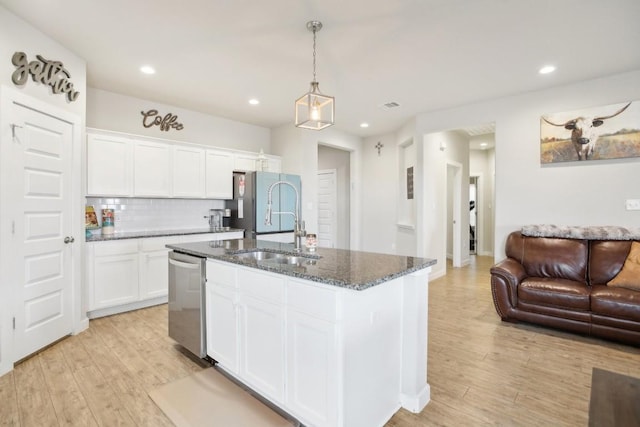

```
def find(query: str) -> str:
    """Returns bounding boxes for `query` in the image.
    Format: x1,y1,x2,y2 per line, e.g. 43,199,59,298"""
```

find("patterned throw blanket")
521,225,640,241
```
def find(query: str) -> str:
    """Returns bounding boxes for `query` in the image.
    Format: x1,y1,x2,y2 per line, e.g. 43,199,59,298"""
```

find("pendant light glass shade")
295,82,335,130
295,21,334,130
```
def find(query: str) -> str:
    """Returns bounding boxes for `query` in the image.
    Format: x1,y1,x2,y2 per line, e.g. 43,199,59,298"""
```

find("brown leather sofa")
490,231,640,346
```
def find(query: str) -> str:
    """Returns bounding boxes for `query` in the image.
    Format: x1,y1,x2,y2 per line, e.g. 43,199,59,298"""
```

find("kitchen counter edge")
86,228,244,242
167,239,436,291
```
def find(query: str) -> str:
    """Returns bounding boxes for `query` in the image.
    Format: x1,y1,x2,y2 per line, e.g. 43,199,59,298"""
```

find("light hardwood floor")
1,256,639,426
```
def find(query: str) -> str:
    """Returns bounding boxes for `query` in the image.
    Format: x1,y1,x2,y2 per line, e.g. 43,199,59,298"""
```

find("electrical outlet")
625,199,640,211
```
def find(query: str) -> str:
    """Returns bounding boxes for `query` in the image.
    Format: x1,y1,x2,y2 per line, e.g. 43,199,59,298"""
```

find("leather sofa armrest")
490,258,527,319
491,258,527,286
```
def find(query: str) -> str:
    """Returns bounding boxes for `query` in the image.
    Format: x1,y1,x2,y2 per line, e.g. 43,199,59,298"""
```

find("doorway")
317,169,337,248
317,145,350,249
469,176,478,255
0,87,82,375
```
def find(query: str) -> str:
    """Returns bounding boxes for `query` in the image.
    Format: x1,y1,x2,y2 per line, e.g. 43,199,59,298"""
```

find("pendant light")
295,21,335,130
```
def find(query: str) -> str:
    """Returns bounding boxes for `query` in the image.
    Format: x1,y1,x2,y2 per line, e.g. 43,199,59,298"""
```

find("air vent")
379,101,401,110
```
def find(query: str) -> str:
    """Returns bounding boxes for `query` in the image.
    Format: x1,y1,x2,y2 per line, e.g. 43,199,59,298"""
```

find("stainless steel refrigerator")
226,171,302,239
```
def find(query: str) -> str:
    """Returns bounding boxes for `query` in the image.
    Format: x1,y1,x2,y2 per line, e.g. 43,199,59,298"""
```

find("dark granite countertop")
86,228,244,242
167,238,436,291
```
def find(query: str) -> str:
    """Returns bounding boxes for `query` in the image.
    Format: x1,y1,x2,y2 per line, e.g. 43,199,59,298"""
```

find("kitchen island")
167,239,436,427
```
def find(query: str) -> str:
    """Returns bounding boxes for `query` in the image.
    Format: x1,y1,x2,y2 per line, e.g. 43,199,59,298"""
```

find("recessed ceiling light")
248,99,260,105
360,123,369,128
140,65,156,75
480,143,488,147
539,65,556,75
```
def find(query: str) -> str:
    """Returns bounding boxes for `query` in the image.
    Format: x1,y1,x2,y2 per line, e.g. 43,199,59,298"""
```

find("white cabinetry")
206,261,286,402
173,145,205,197
88,240,139,310
233,152,258,171
87,133,133,196
286,280,340,426
134,140,172,197
88,231,243,318
205,149,234,199
87,129,281,199
205,261,424,427
238,269,285,403
206,261,239,372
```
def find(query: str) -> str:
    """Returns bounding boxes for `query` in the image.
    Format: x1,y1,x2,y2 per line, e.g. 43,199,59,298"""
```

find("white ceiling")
2,0,639,137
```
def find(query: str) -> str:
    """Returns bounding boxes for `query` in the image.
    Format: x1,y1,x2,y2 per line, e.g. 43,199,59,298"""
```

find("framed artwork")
540,100,640,163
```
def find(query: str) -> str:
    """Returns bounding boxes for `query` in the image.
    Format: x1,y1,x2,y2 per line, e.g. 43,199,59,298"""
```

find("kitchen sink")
233,251,284,261
232,251,318,267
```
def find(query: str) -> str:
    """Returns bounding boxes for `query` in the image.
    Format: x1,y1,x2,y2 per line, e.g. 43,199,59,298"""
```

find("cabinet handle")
64,236,75,244
168,258,201,269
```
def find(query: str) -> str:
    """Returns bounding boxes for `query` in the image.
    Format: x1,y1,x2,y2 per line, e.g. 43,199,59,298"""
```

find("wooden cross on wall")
375,141,383,156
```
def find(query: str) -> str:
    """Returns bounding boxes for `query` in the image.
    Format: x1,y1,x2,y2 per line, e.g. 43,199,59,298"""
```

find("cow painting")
542,102,632,161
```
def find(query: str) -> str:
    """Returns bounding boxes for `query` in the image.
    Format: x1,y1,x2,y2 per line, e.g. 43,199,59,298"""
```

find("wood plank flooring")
1,256,639,426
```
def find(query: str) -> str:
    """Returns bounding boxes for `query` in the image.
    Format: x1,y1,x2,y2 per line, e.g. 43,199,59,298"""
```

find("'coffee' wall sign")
141,109,184,131
11,52,80,102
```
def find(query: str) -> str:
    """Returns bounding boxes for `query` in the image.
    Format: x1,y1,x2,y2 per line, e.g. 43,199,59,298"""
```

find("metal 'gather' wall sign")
11,52,80,102
141,109,184,131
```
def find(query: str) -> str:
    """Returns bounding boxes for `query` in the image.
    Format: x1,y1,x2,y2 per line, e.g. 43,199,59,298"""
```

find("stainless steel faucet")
265,180,306,251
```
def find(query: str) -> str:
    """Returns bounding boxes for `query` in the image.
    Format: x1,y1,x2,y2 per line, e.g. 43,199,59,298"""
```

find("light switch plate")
625,199,640,211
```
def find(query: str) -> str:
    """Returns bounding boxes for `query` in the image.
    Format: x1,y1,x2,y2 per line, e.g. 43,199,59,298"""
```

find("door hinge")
12,220,15,235
13,317,16,330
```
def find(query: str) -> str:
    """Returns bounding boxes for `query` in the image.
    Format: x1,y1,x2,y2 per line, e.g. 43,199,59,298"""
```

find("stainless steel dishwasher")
168,251,206,358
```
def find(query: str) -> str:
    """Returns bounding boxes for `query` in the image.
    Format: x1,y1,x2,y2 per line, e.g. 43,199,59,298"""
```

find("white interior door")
4,94,76,362
317,170,337,248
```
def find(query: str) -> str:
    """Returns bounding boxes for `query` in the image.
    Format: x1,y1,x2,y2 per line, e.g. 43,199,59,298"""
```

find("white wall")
271,126,362,250
418,130,470,277
87,88,270,153
318,145,351,249
0,7,86,123
0,5,87,376
361,133,398,254
415,69,640,261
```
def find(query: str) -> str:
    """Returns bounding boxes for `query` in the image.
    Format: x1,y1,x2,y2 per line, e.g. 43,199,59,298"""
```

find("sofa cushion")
607,241,640,291
522,236,588,282
591,285,640,323
590,240,632,285
519,277,590,311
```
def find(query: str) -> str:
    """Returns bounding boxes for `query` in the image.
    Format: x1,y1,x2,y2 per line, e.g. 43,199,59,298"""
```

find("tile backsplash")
86,197,226,233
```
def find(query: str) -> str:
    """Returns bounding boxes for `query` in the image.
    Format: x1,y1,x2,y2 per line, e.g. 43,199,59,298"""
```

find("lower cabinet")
286,311,338,426
206,260,338,426
206,261,286,403
87,232,242,318
91,241,139,309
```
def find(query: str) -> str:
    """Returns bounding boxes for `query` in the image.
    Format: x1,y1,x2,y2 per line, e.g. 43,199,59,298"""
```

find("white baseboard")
87,296,168,319
400,383,431,413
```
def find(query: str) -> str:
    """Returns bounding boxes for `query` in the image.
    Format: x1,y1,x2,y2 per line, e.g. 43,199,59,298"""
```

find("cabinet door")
239,293,285,403
286,310,339,427
206,283,239,373
173,145,205,198
91,253,139,310
139,248,170,299
87,133,133,196
205,149,234,199
233,152,258,172
134,140,171,196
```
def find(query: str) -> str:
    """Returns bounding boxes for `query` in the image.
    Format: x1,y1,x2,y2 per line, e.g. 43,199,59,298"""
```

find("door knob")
64,236,75,244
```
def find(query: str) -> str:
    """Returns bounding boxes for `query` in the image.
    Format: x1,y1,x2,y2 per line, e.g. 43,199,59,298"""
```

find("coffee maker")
206,209,224,230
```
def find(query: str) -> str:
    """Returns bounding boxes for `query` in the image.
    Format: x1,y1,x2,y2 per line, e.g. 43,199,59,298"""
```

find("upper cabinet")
206,149,234,199
86,129,279,199
174,145,206,198
134,140,172,197
87,133,134,196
